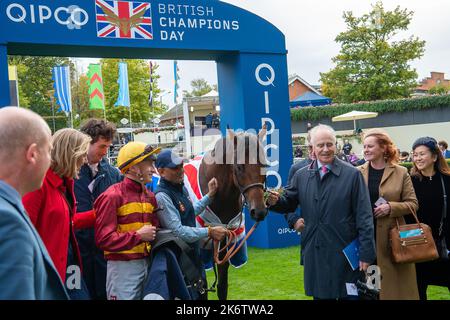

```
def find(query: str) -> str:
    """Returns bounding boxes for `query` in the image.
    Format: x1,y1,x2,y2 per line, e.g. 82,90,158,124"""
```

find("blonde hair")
363,128,399,164
51,128,91,178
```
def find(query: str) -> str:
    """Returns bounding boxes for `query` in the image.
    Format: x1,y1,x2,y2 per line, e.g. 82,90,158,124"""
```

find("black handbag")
437,176,449,260
356,271,379,300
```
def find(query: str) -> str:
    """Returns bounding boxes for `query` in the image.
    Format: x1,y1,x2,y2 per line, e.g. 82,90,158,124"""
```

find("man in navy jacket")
74,119,122,300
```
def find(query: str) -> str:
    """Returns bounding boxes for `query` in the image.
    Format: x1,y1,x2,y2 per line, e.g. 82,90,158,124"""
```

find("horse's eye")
236,164,245,172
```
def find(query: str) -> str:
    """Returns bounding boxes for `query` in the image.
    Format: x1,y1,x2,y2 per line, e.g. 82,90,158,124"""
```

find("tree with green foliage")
8,56,73,132
100,59,164,125
320,2,425,103
183,78,215,97
428,84,449,95
71,73,91,128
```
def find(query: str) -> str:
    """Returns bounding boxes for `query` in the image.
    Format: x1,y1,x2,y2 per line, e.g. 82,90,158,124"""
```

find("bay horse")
190,127,269,300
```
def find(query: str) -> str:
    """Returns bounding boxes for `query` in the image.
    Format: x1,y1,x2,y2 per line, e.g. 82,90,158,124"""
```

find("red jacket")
22,169,95,281
95,177,159,261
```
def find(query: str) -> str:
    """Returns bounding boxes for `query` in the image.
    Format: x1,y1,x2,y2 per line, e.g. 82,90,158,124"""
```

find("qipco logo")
6,3,89,30
255,63,281,189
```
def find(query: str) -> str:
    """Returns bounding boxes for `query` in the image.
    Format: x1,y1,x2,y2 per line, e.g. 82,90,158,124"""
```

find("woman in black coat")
409,137,450,300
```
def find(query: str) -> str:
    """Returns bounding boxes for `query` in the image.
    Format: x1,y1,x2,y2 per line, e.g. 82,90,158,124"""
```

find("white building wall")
293,121,450,158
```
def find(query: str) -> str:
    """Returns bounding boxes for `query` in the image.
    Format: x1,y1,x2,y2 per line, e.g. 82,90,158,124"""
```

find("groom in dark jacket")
267,124,375,300
74,119,122,300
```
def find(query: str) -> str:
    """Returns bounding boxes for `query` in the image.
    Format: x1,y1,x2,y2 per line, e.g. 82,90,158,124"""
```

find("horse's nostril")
250,208,268,222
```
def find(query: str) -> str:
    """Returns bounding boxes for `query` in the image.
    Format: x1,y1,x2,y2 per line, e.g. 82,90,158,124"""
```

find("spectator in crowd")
347,151,360,166
74,119,122,300
336,148,350,163
358,129,419,300
399,151,411,163
94,142,160,300
342,139,352,156
294,145,303,158
267,124,375,300
212,112,220,128
438,140,450,159
22,128,94,299
409,137,450,300
154,149,227,300
0,107,68,300
285,132,315,233
205,112,213,129
355,154,366,166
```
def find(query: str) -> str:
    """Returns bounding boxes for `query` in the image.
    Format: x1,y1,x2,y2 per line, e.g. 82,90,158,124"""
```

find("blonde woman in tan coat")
358,129,419,300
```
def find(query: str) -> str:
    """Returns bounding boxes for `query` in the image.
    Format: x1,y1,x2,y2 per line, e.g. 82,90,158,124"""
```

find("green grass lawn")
206,246,449,300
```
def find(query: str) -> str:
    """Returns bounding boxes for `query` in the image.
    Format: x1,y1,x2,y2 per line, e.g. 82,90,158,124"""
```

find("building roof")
288,74,321,95
290,91,332,107
159,91,219,122
201,89,218,97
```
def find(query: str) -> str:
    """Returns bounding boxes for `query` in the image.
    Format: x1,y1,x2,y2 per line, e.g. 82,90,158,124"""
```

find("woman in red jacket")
23,128,94,299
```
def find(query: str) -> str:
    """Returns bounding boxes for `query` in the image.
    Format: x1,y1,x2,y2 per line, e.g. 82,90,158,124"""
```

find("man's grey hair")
0,107,50,160
309,124,336,145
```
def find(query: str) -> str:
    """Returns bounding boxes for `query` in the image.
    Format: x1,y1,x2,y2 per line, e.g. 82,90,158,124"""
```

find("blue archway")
0,0,295,248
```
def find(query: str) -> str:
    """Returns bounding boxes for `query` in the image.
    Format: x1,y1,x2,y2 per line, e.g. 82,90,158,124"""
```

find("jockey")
154,149,227,300
94,142,161,300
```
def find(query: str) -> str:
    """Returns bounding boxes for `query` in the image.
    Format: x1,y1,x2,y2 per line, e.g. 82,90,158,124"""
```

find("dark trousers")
76,228,107,300
66,241,90,300
416,259,450,300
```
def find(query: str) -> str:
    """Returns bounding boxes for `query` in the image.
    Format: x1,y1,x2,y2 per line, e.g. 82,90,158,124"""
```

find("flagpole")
129,106,132,128
51,96,56,133
70,111,74,128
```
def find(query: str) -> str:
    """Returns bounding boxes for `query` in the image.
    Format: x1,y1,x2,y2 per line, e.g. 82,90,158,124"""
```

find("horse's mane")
209,131,268,166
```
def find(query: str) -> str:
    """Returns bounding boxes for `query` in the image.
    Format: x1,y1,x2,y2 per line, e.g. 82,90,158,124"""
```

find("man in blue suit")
438,140,450,159
0,107,68,300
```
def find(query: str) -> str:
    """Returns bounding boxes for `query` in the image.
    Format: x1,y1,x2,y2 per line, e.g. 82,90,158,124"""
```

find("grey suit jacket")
0,181,68,300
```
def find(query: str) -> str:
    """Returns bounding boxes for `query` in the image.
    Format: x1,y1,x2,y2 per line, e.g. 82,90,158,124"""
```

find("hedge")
291,94,450,121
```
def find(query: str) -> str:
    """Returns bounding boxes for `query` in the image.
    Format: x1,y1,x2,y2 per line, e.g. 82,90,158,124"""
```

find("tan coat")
359,163,419,300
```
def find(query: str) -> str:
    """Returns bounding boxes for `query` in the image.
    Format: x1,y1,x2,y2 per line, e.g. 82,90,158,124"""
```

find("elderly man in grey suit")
267,124,375,300
0,107,68,300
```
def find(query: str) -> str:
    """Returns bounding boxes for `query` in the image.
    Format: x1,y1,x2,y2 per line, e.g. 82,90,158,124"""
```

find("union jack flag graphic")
95,0,153,40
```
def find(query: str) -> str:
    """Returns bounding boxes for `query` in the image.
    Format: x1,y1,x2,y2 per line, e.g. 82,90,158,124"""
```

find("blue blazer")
0,181,68,300
444,150,450,159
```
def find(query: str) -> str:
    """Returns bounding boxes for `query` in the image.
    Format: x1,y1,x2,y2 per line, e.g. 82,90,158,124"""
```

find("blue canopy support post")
0,45,10,108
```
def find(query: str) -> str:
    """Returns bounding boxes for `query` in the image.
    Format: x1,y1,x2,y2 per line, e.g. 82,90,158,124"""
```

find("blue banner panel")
245,210,300,249
0,0,286,57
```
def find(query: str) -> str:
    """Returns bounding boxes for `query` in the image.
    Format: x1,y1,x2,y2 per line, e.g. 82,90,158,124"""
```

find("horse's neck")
200,157,242,224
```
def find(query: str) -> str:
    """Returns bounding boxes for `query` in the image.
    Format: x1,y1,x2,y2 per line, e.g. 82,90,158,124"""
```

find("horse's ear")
226,125,235,140
258,123,267,142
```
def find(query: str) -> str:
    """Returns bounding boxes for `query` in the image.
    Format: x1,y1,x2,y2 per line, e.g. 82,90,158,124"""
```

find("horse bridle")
238,182,266,198
234,165,267,206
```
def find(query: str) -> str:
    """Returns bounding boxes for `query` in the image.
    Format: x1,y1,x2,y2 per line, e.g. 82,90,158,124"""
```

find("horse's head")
218,126,269,222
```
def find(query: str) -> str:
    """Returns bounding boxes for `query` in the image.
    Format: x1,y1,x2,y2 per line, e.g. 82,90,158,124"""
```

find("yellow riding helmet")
117,141,161,174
